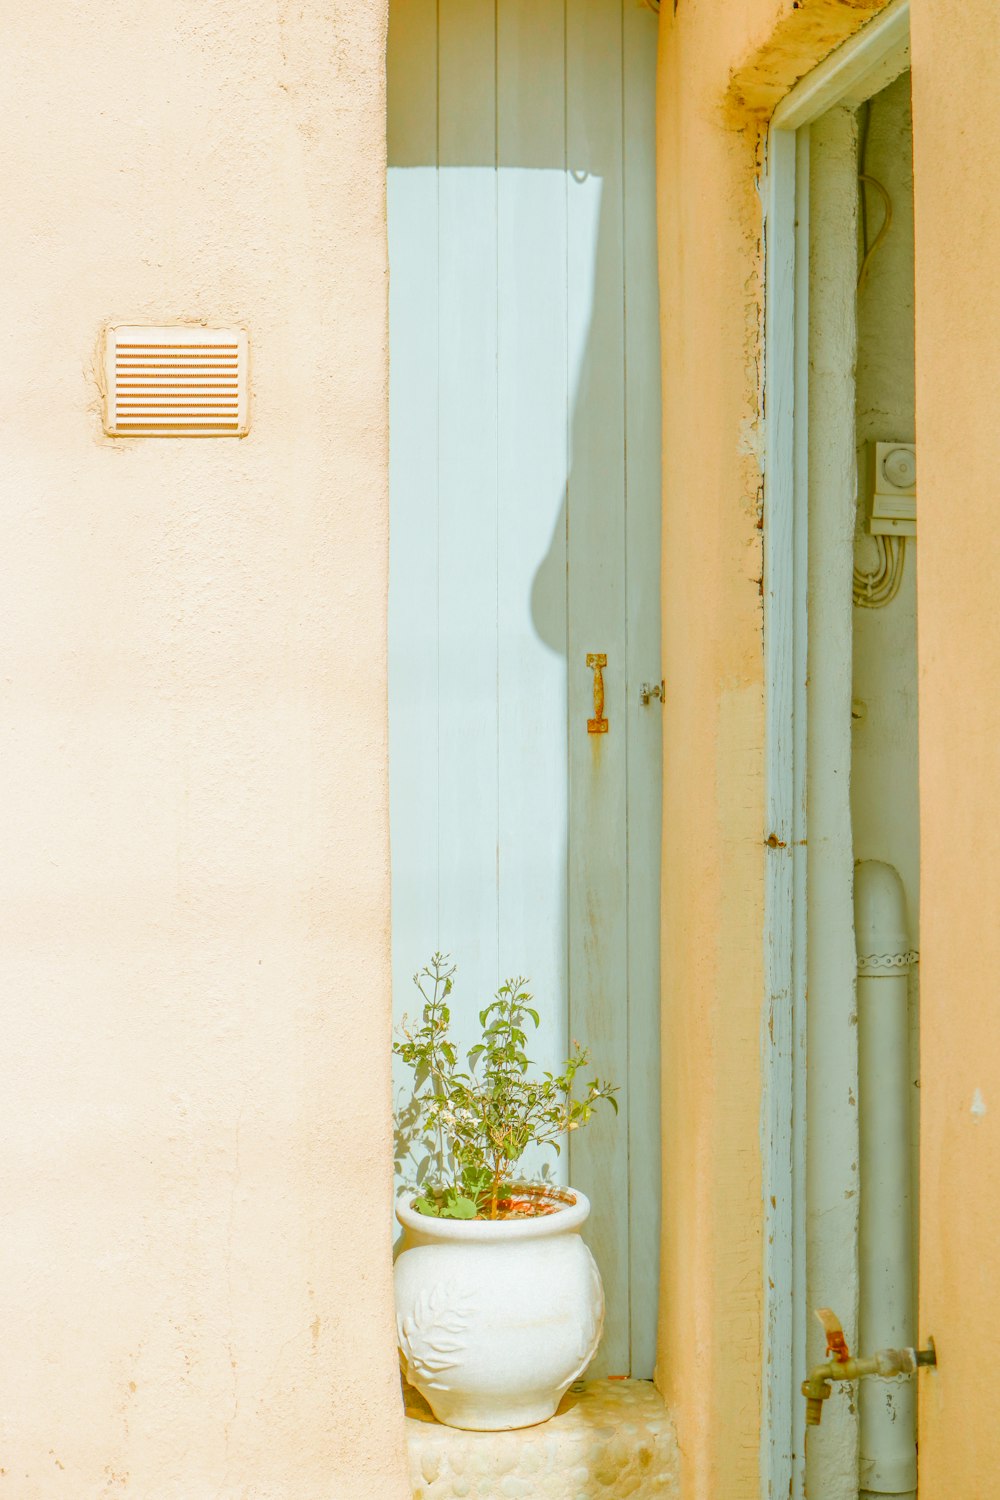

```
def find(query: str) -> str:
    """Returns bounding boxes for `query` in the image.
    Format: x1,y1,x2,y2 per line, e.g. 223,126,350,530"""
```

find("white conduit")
853,534,906,610
854,861,917,1500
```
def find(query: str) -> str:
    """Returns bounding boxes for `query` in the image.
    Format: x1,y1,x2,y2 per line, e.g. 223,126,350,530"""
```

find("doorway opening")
764,7,918,1497
386,0,662,1378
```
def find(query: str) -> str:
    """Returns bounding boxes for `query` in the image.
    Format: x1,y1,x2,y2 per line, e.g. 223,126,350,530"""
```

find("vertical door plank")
388,0,440,1053
437,0,501,1045
566,0,630,1378
387,0,438,169
791,129,811,1500
496,0,570,1175
761,120,799,1495
623,0,662,1381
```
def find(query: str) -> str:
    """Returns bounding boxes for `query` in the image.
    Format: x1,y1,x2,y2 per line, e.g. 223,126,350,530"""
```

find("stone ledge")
404,1378,680,1499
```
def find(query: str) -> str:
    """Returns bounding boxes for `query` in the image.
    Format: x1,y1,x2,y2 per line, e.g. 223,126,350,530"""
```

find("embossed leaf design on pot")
398,1283,475,1392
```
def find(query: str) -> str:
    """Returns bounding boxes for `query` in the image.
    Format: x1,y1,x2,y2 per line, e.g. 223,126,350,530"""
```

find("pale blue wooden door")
387,0,661,1379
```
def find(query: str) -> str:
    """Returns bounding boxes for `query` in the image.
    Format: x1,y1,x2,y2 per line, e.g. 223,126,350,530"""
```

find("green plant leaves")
439,1195,478,1219
393,956,619,1220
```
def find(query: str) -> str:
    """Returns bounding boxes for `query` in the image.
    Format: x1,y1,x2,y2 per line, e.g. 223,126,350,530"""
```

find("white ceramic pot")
394,1185,604,1431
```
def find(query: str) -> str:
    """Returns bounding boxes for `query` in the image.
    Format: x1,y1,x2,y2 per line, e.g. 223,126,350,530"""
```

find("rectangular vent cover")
104,325,249,437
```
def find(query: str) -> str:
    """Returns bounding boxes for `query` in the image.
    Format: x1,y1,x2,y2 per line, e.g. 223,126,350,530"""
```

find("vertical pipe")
855,860,916,1500
805,105,861,1500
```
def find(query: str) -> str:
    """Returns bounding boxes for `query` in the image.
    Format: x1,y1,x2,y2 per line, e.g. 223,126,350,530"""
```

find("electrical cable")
853,533,906,608
858,101,871,257
857,175,893,293
857,97,894,293
854,98,906,605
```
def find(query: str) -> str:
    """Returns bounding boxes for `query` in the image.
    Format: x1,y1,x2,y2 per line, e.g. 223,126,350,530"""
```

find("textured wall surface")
0,3,409,1496
911,2,1000,1493
656,3,776,1492
728,0,890,117
654,3,893,1496
404,1380,678,1500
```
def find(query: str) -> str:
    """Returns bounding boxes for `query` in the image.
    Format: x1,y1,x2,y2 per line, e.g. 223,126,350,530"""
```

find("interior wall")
851,70,919,1323
910,1,1000,1492
0,4,410,1496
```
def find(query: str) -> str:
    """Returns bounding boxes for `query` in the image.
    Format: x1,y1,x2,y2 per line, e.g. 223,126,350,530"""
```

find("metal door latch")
639,680,664,706
586,653,608,734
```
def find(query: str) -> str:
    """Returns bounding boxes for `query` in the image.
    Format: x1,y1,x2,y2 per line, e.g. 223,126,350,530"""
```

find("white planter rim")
396,1185,591,1242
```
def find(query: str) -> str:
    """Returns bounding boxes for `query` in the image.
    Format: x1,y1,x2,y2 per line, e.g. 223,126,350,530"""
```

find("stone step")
404,1378,679,1499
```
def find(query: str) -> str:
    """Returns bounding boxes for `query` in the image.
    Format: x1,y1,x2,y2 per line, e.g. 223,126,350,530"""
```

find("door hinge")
639,680,664,706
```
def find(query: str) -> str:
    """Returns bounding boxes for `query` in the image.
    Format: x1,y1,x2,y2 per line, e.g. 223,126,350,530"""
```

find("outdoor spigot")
802,1369,832,1428
802,1310,936,1427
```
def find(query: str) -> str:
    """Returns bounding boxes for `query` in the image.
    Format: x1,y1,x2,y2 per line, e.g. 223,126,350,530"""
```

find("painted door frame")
761,5,911,1497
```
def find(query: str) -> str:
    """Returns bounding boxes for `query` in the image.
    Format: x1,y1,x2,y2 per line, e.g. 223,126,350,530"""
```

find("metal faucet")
802,1309,937,1427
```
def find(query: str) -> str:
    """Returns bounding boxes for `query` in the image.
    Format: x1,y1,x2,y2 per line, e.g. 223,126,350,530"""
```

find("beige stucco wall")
9,0,996,1494
910,2,1000,1492
0,3,409,1496
660,0,1000,1493
655,3,887,1495
655,3,768,1490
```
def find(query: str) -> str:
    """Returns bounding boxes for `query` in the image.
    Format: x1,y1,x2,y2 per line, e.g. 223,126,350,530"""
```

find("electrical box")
103,325,249,437
866,441,916,537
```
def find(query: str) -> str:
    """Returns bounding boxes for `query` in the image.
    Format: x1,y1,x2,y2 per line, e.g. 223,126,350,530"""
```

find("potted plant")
392,955,618,1431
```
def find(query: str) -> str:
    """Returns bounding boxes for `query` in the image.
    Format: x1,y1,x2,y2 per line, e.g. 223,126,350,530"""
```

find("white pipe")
854,860,916,1500
805,109,864,1500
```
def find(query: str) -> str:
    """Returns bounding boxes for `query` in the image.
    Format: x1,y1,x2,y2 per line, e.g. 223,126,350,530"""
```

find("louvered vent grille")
105,325,249,437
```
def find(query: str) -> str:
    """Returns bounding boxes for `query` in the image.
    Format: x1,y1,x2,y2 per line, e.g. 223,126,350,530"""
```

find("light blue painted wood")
622,0,662,1383
436,0,501,1028
388,0,661,1375
790,126,811,1500
387,0,439,1049
762,120,799,1500
496,0,571,1161
565,0,630,1379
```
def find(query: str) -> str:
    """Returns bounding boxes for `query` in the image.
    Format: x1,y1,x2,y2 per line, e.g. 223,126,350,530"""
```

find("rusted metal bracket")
586,653,608,734
639,680,664,706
